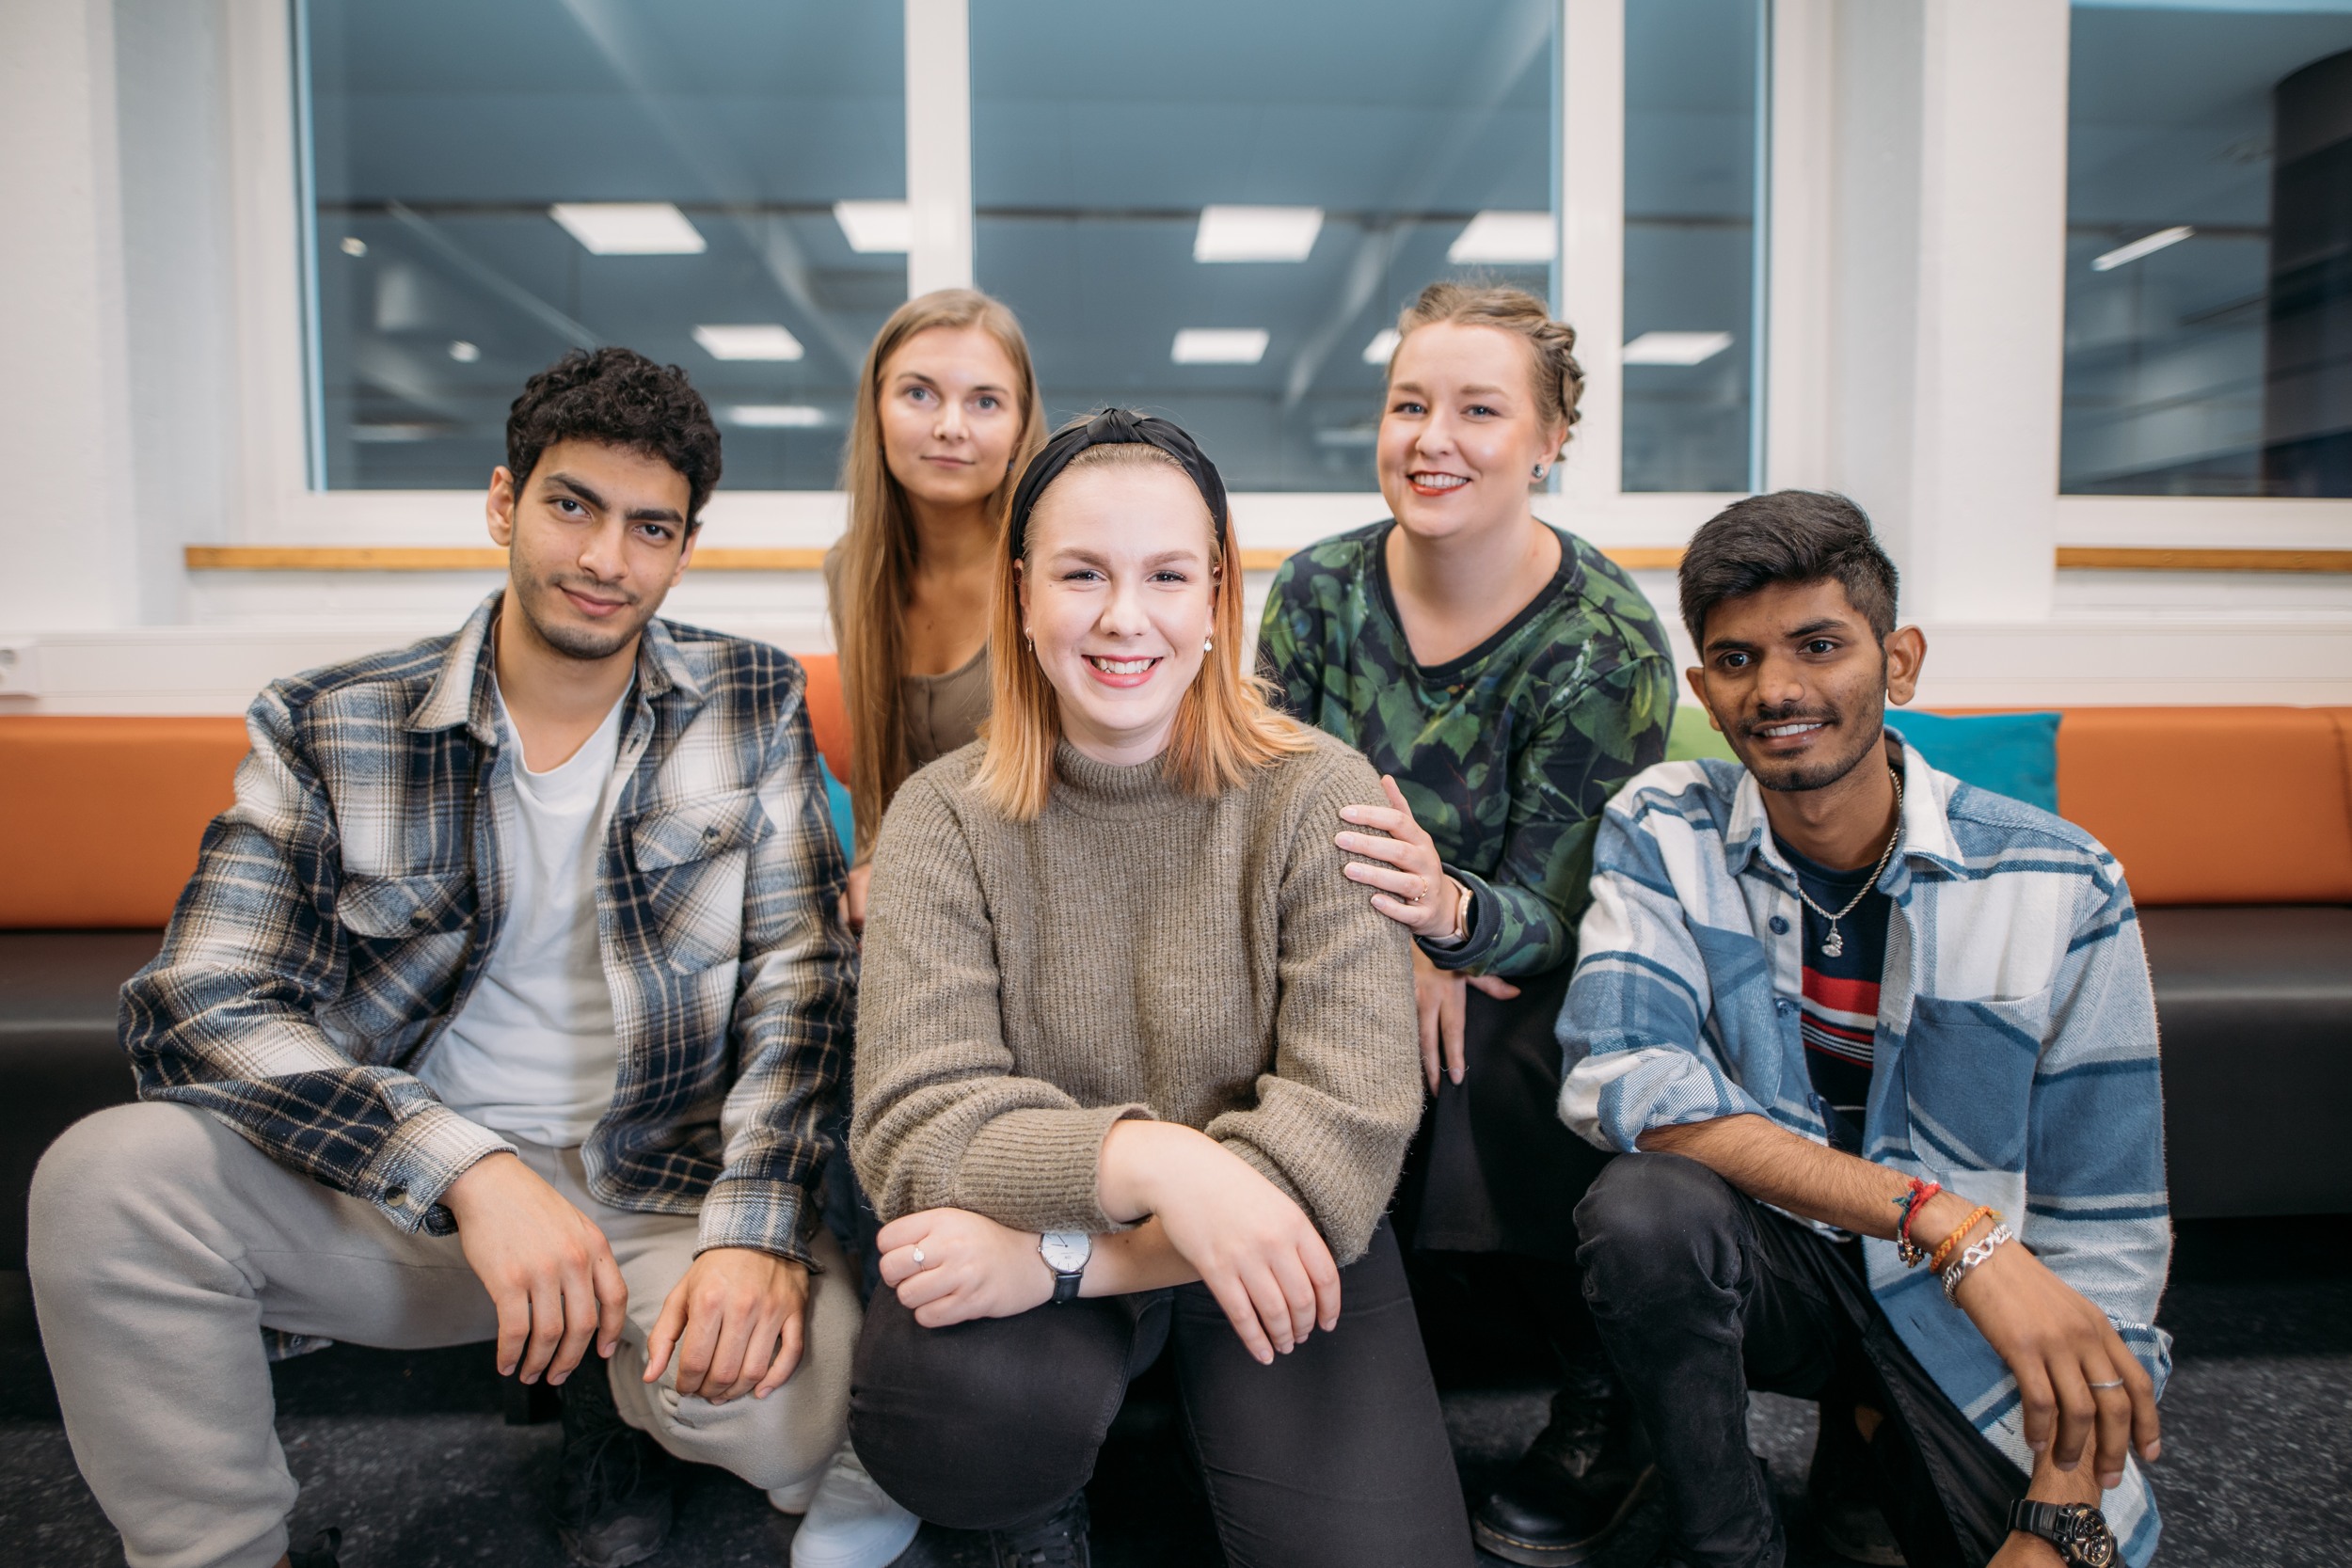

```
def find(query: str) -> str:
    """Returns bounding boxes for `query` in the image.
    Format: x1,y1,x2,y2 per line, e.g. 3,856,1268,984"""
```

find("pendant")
1821,924,1845,958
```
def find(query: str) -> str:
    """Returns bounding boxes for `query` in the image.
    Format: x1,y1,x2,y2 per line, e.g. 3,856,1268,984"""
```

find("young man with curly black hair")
28,349,917,1568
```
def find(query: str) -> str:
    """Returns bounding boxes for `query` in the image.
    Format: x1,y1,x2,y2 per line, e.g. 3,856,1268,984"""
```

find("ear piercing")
1203,635,1215,653
1532,463,1548,479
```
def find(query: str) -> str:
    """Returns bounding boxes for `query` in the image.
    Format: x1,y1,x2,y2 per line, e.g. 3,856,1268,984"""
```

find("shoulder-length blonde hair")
975,437,1311,821
834,289,1047,851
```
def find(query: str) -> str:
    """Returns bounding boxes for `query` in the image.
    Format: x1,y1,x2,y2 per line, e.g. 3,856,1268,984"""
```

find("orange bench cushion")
798,652,850,783
0,716,249,928
2056,706,2352,906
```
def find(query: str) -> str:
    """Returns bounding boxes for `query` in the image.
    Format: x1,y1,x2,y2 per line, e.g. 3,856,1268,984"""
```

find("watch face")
2063,1506,2117,1567
1040,1232,1090,1274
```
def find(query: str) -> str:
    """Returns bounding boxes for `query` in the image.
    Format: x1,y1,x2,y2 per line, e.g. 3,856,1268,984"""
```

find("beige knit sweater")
849,729,1422,1264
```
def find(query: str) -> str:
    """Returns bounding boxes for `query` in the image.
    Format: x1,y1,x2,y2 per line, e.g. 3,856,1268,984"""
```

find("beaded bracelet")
1893,1179,1944,1268
1928,1205,1997,1275
1940,1222,2015,1303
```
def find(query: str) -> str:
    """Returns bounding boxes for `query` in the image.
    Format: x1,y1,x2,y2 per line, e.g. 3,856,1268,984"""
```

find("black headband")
1005,408,1231,561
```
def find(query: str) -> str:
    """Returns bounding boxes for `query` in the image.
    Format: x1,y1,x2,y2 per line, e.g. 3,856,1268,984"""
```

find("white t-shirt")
420,682,630,1148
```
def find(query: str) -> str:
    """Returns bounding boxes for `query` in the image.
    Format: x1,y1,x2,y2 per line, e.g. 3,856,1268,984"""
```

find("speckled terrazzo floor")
3,1218,2346,1567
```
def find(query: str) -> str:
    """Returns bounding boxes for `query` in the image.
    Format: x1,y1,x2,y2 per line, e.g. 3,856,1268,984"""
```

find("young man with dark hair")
1559,492,2169,1568
28,348,916,1568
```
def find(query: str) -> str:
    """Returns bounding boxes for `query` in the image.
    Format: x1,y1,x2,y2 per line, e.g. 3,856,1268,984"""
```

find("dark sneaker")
1809,1405,1905,1566
289,1527,342,1568
989,1490,1090,1568
1473,1361,1656,1566
549,1356,675,1568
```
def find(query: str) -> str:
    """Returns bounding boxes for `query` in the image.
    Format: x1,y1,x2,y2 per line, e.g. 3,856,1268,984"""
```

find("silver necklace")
1792,768,1904,959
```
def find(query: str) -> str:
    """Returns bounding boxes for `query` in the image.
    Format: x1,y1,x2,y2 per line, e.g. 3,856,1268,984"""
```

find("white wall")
1,0,2348,717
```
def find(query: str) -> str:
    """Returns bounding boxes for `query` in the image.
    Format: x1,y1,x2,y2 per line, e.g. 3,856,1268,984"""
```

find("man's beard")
518,575,644,662
1740,698,1887,794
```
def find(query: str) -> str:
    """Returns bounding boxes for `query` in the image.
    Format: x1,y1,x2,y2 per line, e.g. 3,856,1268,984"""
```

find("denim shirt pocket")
1903,988,2049,1175
628,789,771,974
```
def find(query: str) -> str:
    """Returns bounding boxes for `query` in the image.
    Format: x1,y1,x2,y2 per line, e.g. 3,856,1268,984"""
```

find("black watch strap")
1051,1268,1084,1305
2009,1499,2064,1544
2008,1499,2115,1565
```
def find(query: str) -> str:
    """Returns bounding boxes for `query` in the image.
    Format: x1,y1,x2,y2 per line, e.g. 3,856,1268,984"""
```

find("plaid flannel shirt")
1559,733,2172,1564
120,594,855,1265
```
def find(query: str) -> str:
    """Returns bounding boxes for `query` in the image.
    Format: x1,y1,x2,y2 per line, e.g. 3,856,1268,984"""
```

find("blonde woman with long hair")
827,289,1046,930
845,412,1475,1568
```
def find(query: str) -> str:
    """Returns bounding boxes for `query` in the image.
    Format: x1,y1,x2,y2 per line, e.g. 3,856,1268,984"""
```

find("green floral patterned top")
1256,520,1677,979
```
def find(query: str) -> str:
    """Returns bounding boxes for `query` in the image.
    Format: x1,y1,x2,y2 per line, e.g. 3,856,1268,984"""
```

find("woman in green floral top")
1258,282,1674,1567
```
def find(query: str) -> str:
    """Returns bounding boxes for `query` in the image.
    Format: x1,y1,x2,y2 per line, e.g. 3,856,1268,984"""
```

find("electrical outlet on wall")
0,639,41,696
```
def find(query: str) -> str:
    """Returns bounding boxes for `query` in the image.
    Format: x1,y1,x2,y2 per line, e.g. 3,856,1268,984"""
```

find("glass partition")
2063,2,2352,497
1622,0,1765,494
968,0,1557,492
301,0,904,490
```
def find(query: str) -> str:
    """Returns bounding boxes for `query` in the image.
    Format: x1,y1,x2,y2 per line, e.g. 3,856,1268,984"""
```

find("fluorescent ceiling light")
834,200,913,254
1362,328,1401,365
1194,205,1324,262
728,404,828,428
694,324,806,361
1623,330,1734,366
1171,329,1269,365
1448,210,1554,264
447,340,481,363
548,202,707,256
2091,225,2194,272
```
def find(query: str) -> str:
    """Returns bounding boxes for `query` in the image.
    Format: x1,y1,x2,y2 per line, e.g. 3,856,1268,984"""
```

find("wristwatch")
2007,1499,2118,1566
1039,1231,1091,1305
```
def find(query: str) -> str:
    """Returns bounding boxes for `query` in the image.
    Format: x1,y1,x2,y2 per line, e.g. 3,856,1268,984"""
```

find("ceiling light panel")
727,404,829,428
694,325,806,361
548,202,707,256
1447,211,1556,264
1623,330,1734,366
1171,329,1270,365
2090,225,2194,272
1193,205,1324,262
1362,328,1401,365
834,200,913,254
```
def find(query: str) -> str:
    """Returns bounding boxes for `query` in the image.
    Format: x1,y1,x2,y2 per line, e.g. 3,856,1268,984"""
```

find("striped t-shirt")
1783,841,1891,1155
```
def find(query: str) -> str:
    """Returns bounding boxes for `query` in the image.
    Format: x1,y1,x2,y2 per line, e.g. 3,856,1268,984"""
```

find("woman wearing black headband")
1259,282,1677,1566
846,411,1473,1567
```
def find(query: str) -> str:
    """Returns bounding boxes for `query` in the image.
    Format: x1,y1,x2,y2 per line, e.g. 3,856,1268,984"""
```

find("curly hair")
1388,280,1586,441
504,347,724,522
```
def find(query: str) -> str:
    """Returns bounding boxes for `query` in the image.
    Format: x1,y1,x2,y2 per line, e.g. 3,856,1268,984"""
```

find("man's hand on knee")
443,1152,628,1386
644,1247,810,1406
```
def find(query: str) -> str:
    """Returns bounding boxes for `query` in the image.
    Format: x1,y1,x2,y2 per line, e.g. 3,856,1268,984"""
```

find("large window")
301,0,904,491
2062,1,2352,497
1622,0,1765,494
968,0,1557,493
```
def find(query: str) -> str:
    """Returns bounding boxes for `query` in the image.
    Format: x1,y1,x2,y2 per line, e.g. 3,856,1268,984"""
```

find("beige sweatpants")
27,1101,859,1568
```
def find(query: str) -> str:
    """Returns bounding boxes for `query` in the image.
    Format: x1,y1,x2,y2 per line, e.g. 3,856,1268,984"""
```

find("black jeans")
1575,1154,2030,1568
849,1219,1475,1568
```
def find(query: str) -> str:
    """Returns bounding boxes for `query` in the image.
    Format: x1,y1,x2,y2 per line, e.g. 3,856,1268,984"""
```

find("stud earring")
1203,635,1215,653
1532,463,1547,479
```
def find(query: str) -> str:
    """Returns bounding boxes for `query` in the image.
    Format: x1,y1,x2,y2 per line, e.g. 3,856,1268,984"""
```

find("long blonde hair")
834,290,1046,851
975,438,1311,821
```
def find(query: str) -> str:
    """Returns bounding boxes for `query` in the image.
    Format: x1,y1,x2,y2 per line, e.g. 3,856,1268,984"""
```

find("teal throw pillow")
1887,710,2061,814
820,757,857,863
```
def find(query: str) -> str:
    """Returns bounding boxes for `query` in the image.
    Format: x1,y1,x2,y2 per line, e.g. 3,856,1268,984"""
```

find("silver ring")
910,1247,926,1267
2088,1379,2124,1389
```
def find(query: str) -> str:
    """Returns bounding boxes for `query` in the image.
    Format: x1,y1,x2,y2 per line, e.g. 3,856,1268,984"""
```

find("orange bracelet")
1928,1206,1998,1275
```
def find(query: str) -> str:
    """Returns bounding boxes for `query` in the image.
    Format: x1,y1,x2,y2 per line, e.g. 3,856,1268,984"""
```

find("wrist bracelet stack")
1927,1204,1997,1275
1940,1223,2015,1303
1893,1178,1943,1267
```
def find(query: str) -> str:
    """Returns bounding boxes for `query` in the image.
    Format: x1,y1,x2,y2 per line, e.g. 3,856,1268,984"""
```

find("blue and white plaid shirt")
1560,731,2171,1563
121,594,855,1265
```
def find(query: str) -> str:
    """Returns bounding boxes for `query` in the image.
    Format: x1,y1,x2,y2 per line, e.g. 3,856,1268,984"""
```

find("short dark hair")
1677,490,1899,648
504,347,723,523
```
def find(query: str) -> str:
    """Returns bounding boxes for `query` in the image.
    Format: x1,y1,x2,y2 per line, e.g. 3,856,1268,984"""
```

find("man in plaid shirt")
29,350,916,1568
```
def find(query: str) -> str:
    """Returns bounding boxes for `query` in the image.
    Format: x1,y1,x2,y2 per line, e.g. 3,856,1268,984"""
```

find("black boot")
1474,1355,1656,1566
990,1490,1090,1568
288,1527,342,1568
548,1356,675,1568
1809,1403,1905,1566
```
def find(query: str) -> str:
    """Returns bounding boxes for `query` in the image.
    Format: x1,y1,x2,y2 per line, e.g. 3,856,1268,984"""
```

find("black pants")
849,1219,1475,1568
1575,1154,2030,1568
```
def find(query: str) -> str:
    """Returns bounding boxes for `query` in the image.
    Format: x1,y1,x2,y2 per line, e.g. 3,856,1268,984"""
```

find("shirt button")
1769,915,1789,935
1775,999,1792,1015
385,1187,408,1209
408,911,430,928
